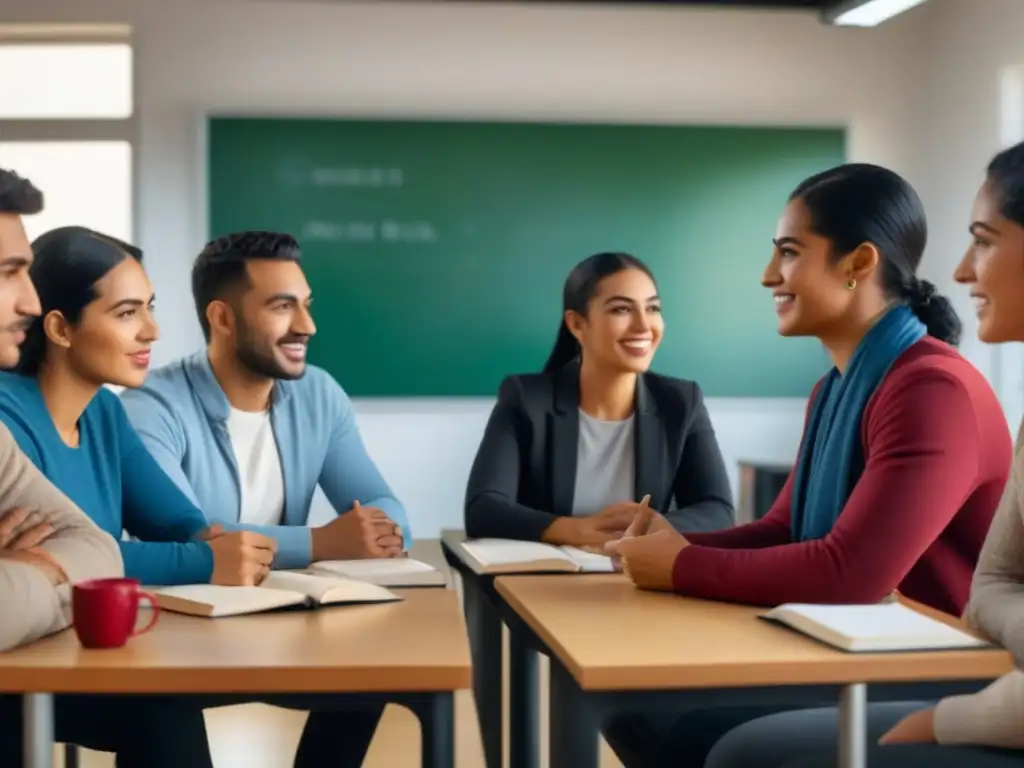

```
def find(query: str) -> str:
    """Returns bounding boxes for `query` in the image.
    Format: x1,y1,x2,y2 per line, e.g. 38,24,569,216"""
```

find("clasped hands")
311,500,405,563
604,503,689,591
542,499,688,591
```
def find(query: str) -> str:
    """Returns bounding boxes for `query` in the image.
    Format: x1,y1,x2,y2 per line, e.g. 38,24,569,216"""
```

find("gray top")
572,409,636,516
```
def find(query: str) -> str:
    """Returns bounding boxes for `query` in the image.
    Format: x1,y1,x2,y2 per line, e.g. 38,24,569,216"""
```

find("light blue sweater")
119,352,411,569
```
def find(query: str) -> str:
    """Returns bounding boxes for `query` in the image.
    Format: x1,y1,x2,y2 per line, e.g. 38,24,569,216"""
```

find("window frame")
0,27,137,239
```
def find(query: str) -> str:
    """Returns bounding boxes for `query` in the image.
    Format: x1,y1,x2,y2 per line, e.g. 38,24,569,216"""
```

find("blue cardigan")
119,352,411,569
0,373,214,585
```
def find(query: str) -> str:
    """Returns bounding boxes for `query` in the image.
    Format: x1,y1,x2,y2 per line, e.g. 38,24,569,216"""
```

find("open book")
153,571,402,618
761,602,991,653
305,557,446,587
456,538,615,575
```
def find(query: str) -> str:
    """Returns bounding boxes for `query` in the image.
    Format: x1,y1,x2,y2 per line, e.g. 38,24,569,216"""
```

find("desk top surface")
0,587,471,694
496,575,1013,690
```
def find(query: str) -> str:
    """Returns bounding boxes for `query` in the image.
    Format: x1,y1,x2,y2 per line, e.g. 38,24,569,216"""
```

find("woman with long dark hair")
0,225,275,586
464,251,734,550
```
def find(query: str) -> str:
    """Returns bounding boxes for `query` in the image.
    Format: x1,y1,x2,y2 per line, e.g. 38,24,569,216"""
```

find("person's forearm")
667,500,735,534
119,540,213,585
0,560,68,651
934,670,1024,748
465,493,560,541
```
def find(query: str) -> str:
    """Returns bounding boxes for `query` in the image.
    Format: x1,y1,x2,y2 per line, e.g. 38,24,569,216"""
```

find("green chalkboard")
207,117,841,397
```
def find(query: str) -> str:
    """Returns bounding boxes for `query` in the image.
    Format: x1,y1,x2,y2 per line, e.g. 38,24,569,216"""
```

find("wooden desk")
496,575,1013,768
0,588,470,768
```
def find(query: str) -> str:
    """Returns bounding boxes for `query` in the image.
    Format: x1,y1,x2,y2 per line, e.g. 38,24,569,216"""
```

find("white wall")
910,0,1024,432
0,0,940,536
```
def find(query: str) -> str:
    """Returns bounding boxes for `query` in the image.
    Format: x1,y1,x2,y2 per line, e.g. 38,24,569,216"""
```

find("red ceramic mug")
72,577,159,649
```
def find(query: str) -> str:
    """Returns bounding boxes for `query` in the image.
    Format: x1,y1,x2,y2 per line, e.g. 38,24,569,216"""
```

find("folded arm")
0,423,122,651
672,371,984,605
666,382,735,533
465,377,561,541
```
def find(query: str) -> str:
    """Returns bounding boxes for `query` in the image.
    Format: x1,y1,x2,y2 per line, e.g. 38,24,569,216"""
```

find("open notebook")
761,602,991,653
305,557,446,587
152,571,402,618
456,538,615,575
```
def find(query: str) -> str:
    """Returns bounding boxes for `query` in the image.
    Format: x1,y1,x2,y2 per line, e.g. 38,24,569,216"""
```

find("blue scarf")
790,304,926,542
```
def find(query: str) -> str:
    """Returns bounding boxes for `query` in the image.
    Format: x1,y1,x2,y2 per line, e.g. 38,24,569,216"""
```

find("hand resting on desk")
540,501,644,552
196,524,277,586
606,504,689,591
311,500,404,561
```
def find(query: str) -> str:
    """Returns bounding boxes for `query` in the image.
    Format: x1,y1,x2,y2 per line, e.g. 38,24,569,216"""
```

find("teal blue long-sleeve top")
0,373,215,585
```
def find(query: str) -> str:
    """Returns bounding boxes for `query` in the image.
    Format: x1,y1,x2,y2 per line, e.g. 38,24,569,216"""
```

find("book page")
153,584,306,617
771,603,985,647
560,546,615,572
460,539,568,566
311,558,437,579
263,571,399,605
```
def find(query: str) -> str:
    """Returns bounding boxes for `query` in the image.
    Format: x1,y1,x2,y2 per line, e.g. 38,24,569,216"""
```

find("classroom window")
0,43,132,119
0,141,132,241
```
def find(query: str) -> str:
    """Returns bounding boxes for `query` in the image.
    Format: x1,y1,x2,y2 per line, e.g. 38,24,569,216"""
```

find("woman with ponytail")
696,141,1024,768
464,251,734,549
603,163,1014,768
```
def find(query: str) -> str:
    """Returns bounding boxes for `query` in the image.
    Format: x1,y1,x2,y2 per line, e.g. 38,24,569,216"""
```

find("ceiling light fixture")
822,0,931,28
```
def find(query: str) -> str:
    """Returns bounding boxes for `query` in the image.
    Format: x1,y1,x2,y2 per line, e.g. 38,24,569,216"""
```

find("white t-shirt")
225,407,285,527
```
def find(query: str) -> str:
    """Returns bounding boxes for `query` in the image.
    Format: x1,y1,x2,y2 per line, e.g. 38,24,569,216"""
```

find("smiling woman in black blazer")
465,252,735,549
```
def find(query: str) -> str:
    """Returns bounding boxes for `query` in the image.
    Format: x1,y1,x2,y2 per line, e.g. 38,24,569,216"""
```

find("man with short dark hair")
0,167,214,768
122,230,410,568
121,229,410,765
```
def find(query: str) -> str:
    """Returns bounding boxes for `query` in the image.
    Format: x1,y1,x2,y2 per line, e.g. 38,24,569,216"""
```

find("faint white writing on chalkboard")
380,220,437,243
300,219,437,243
301,221,376,242
311,167,404,188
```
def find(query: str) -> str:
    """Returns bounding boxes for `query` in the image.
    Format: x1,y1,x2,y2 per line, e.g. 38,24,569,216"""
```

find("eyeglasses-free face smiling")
564,267,664,374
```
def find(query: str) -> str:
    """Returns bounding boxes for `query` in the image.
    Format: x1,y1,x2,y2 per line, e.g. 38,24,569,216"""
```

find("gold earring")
846,277,857,291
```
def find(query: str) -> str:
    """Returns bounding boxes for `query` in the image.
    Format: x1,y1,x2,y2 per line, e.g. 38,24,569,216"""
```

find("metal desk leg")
419,692,455,768
509,630,539,768
461,575,503,768
549,659,600,768
838,683,867,768
23,693,54,768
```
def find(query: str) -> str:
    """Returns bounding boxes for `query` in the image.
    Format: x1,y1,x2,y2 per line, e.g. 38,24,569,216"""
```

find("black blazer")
464,363,736,541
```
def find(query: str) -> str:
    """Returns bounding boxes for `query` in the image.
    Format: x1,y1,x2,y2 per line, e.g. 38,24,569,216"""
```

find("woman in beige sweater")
702,140,1024,767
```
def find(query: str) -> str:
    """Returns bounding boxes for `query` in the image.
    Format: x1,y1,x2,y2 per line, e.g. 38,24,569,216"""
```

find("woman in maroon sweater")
602,163,1013,768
